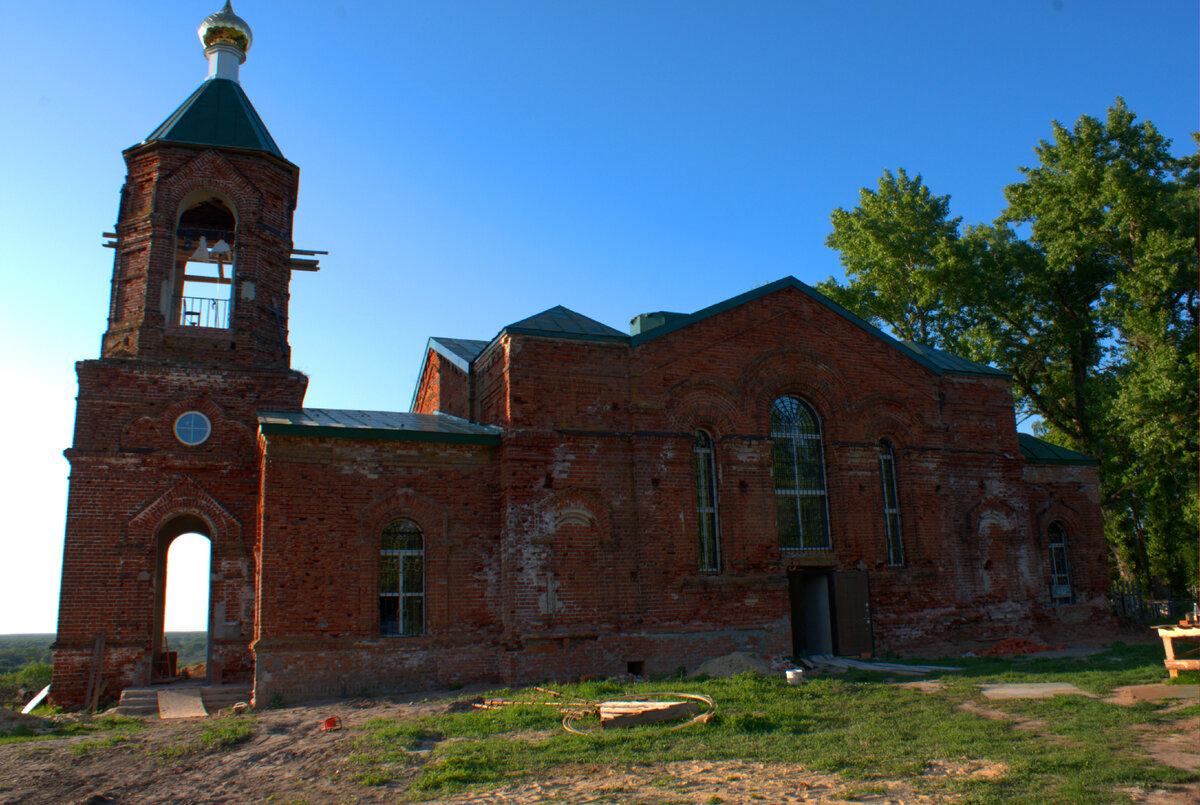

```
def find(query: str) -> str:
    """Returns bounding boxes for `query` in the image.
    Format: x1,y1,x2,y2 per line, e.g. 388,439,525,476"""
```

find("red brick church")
53,4,1111,708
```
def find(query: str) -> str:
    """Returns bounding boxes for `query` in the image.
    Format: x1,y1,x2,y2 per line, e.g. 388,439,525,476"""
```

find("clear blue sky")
1,1,1195,633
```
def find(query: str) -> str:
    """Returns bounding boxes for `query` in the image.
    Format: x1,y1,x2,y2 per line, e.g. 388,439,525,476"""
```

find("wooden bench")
1152,625,1200,679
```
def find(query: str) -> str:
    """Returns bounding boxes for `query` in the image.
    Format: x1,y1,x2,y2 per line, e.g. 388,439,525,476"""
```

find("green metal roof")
259,409,501,445
630,276,1007,378
502,305,627,341
1018,433,1098,465
900,340,1008,378
142,78,283,158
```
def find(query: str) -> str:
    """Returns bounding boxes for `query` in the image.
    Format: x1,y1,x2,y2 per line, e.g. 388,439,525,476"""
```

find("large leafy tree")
820,100,1199,589
817,168,961,349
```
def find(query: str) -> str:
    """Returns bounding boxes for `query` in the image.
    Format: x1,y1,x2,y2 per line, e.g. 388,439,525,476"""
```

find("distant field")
0,633,208,673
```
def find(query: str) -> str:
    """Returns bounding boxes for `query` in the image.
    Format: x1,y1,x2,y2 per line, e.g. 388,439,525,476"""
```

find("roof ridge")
503,304,626,340
629,276,1008,378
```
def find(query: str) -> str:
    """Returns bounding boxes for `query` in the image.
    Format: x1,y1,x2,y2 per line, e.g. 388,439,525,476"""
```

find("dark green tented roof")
142,78,283,158
1018,433,1098,465
503,305,627,341
259,409,501,445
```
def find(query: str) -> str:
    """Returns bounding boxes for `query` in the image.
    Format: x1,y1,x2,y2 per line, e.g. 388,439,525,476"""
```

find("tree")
817,169,961,349
820,100,1199,590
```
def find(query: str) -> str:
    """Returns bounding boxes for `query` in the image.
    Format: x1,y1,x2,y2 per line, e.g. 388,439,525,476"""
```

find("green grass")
0,714,143,747
157,715,257,760
347,643,1196,803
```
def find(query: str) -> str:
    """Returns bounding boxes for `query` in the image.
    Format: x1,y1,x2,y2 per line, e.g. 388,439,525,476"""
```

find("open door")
831,570,873,656
788,570,833,656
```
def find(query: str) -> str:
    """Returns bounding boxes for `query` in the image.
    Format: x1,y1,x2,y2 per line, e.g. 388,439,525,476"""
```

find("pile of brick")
978,638,1064,657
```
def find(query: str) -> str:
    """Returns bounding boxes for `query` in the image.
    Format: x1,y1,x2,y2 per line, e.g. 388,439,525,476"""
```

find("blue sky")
1,1,1195,633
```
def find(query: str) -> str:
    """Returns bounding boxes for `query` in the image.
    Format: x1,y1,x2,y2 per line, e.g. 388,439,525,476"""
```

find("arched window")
693,429,720,572
380,519,424,635
878,439,903,566
770,396,830,549
1048,522,1073,605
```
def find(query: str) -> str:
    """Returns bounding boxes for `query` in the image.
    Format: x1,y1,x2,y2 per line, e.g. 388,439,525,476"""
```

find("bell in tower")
101,0,319,368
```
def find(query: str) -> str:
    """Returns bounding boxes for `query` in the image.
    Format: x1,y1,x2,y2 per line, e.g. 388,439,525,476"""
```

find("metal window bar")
380,521,425,636
770,397,831,550
879,440,904,566
1047,522,1073,605
694,430,720,572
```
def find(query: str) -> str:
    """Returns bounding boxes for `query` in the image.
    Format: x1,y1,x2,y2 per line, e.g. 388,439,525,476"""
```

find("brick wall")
236,283,1111,702
102,143,302,369
52,358,307,708
412,348,471,419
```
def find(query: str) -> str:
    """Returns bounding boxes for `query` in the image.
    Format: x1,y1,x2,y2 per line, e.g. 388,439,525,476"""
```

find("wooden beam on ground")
598,700,699,729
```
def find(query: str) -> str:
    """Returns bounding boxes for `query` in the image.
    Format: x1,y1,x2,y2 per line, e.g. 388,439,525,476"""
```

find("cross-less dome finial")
198,1,253,82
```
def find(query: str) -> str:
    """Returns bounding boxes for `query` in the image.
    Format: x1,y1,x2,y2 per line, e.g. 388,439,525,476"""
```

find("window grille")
879,439,903,566
694,429,720,572
770,396,830,549
380,519,424,635
1048,522,1073,605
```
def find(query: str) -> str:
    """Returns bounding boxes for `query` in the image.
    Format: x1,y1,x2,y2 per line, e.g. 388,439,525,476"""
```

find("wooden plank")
21,684,50,714
599,700,698,729
158,688,208,719
84,634,105,713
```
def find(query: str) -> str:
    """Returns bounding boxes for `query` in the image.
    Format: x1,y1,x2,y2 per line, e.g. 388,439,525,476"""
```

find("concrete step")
112,683,253,717
113,687,160,717
201,685,252,714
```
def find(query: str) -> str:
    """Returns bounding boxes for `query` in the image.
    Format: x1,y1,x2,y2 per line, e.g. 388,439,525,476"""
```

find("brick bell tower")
53,3,318,709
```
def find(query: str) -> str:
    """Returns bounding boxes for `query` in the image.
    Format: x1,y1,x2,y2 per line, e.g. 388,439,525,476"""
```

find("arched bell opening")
152,514,213,682
172,192,238,329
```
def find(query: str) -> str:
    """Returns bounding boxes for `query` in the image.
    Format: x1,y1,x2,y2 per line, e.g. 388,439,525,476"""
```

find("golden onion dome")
198,1,253,54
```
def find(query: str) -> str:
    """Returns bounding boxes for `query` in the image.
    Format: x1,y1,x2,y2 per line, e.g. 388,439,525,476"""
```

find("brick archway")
128,479,242,682
152,516,212,680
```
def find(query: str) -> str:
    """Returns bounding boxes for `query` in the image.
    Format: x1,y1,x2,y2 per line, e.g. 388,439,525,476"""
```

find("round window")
174,411,212,446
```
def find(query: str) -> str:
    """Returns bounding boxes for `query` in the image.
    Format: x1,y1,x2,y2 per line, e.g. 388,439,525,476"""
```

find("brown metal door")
831,570,873,656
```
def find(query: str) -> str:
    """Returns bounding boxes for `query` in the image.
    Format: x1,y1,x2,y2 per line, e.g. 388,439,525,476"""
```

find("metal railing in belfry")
179,296,230,329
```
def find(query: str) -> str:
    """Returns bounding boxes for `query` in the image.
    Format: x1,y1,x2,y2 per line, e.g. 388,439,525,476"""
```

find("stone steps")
112,683,252,717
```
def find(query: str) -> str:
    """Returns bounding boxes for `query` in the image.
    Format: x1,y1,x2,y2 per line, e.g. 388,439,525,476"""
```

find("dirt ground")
0,684,1196,805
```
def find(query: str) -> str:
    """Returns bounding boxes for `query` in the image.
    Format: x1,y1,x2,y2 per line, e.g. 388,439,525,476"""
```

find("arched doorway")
153,514,213,681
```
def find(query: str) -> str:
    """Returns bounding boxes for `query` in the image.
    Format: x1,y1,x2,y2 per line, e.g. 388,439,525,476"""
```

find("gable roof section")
407,337,489,412
502,305,627,341
429,337,488,372
141,78,283,158
259,409,501,445
408,277,1006,411
630,276,1006,378
1017,433,1098,465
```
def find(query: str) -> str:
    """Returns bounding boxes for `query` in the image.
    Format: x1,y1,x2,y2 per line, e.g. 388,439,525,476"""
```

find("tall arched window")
694,429,720,572
878,439,903,566
1048,521,1073,605
380,519,424,635
771,396,830,549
